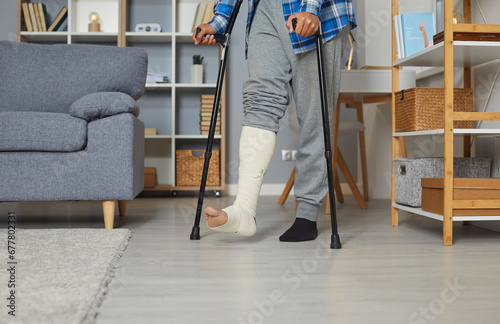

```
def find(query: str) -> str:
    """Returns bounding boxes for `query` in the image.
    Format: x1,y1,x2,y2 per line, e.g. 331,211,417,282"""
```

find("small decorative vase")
191,64,203,84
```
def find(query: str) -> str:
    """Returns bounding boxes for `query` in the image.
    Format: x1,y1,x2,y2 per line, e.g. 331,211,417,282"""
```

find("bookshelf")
391,0,500,245
16,0,226,195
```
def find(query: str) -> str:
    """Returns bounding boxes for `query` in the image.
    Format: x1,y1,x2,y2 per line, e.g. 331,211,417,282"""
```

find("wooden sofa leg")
118,200,127,217
102,200,116,229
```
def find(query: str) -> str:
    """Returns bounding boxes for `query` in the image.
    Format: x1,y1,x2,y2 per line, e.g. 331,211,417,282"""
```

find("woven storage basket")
176,150,220,187
395,88,473,132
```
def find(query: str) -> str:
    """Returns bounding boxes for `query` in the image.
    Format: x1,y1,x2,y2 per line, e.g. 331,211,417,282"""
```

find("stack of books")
200,94,221,135
192,2,215,31
21,2,67,32
177,1,215,33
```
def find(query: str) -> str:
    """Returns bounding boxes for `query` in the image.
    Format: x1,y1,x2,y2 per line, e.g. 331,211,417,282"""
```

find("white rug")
0,228,132,324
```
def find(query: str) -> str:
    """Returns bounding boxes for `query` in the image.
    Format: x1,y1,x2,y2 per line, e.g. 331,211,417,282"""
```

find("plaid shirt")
209,0,356,54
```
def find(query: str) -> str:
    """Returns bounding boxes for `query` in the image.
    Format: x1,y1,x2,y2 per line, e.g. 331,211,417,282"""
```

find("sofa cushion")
0,41,147,114
0,112,87,152
70,92,139,122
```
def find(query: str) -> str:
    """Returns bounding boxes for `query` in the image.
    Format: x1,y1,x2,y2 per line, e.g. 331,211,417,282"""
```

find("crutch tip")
190,226,201,240
330,234,342,249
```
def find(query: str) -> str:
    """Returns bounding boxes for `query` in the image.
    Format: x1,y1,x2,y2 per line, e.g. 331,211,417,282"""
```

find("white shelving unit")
17,0,226,194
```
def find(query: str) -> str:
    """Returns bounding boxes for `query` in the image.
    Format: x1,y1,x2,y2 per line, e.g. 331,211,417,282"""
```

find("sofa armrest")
69,92,139,122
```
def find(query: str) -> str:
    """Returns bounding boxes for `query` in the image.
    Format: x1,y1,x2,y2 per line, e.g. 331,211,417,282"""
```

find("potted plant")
191,54,204,84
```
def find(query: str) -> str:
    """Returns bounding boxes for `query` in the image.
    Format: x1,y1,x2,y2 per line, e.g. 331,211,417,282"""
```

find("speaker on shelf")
135,23,161,33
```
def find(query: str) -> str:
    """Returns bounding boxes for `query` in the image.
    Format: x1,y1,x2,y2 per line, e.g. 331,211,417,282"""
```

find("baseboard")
226,183,354,196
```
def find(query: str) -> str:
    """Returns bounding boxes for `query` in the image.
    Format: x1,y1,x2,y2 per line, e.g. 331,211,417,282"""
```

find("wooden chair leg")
278,167,296,205
326,169,344,215
102,200,116,229
118,200,127,217
334,170,344,203
353,102,369,201
326,98,343,215
337,150,367,209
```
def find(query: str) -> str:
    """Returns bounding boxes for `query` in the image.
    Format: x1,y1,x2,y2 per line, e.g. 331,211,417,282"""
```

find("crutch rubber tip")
330,234,342,249
190,226,201,240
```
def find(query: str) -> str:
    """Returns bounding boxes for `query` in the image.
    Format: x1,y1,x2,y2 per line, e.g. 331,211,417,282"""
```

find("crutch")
292,18,341,249
190,0,244,240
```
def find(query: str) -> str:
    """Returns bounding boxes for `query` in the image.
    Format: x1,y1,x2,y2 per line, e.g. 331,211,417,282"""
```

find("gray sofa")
0,41,147,228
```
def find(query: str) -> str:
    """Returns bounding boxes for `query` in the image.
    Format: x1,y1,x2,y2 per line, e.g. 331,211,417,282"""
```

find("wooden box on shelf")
422,178,500,216
395,87,473,132
144,167,157,188
433,31,500,44
176,150,220,187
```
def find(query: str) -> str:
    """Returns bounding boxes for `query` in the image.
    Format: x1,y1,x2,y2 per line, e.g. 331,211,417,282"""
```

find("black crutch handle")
195,27,227,46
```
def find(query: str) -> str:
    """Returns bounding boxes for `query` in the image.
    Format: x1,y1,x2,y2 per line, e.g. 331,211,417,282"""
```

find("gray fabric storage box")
394,157,491,207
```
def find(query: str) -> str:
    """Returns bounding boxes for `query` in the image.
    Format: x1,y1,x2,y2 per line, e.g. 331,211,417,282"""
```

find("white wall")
0,1,17,41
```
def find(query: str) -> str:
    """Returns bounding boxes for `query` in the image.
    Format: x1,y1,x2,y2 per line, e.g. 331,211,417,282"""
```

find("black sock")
279,218,318,242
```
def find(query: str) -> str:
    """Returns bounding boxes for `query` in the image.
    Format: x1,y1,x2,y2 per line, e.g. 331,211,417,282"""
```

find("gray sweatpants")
242,0,350,221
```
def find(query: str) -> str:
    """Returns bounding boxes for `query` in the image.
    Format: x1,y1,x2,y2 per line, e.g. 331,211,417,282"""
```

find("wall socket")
281,150,298,161
282,150,292,161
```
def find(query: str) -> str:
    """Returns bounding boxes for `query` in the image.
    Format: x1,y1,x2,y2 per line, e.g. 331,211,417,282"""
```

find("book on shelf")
23,2,66,33
28,3,38,32
200,120,221,127
178,2,199,33
201,111,221,118
202,3,215,25
201,113,220,119
394,12,435,58
201,103,220,108
200,110,220,115
33,3,42,32
200,125,220,135
201,99,218,105
433,31,500,45
146,73,169,84
435,0,444,35
192,3,207,31
187,2,216,32
201,129,221,135
393,14,403,59
47,6,68,32
37,3,47,32
201,106,220,111
401,12,435,57
145,128,157,136
21,3,33,32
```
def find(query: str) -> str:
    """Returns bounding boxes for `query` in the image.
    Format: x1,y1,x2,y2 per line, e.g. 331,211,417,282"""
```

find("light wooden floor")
1,195,500,323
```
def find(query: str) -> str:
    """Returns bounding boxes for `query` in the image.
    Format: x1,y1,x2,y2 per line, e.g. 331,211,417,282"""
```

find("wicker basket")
395,88,473,132
176,150,220,187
